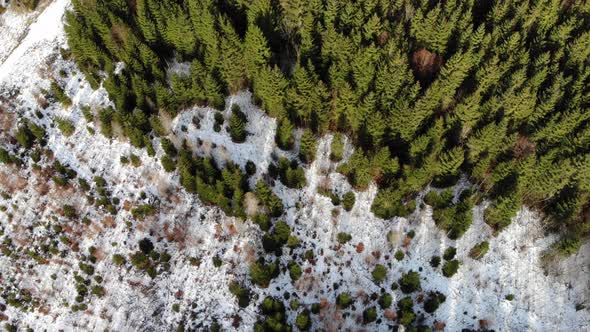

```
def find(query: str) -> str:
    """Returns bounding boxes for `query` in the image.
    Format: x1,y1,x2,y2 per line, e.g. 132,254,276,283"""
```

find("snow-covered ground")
0,2,588,331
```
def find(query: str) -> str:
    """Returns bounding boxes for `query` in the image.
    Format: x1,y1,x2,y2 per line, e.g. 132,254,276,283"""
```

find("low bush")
399,271,421,294
442,260,460,277
337,232,352,244
50,82,72,107
55,117,75,137
395,250,405,261
295,310,311,330
469,241,489,259
228,281,251,308
372,264,387,283
443,247,456,261
363,306,377,323
379,293,392,309
336,292,353,308
342,191,355,211
249,259,279,288
330,133,344,162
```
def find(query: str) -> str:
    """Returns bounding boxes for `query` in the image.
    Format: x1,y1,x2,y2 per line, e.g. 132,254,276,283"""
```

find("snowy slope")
0,2,588,332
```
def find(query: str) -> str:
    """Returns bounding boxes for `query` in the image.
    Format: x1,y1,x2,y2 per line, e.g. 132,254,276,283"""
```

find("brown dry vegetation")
411,48,443,83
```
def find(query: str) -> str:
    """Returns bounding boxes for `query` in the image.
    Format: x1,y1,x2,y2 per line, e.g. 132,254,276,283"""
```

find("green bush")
55,117,75,137
442,260,460,277
336,292,353,308
245,160,256,176
50,82,72,107
399,271,421,294
288,261,302,281
112,254,126,266
81,106,94,122
430,256,441,268
394,250,405,261
160,138,177,157
397,297,415,326
505,294,515,301
363,306,377,324
379,293,392,309
371,189,414,219
424,291,446,313
228,281,251,308
249,260,279,288
16,125,34,149
469,241,490,259
277,157,306,189
330,133,344,162
342,191,355,211
275,119,294,150
299,129,316,163
443,247,456,261
295,310,311,330
337,232,352,244
229,104,247,143
161,155,176,172
372,264,387,283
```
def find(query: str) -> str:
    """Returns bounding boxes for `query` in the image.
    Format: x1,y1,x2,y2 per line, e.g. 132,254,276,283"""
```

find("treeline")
65,0,590,249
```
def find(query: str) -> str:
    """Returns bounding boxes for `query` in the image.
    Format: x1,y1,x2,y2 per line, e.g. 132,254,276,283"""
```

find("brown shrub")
513,135,536,159
411,48,443,82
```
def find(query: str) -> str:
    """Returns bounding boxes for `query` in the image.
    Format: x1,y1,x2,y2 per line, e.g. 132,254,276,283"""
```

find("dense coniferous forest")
64,0,590,255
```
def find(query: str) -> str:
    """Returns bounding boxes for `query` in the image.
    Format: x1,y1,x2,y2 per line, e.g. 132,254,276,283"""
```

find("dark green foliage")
399,271,421,294
371,189,415,219
288,261,302,281
275,119,294,150
299,129,316,164
430,256,441,268
245,160,256,176
337,232,352,244
255,180,284,217
395,250,405,261
469,241,490,259
81,106,94,122
424,291,446,314
372,264,387,283
257,297,289,332
276,157,306,189
262,221,292,254
505,294,515,301
229,104,247,143
295,310,311,330
554,237,582,256
397,297,415,326
56,117,75,137
228,281,251,308
132,204,157,221
336,292,353,308
442,260,460,277
379,293,392,309
160,138,177,157
342,191,355,211
427,189,474,239
112,254,125,266
363,306,377,324
443,247,456,261
249,259,279,288
16,125,34,149
330,134,344,162
62,204,77,219
64,0,590,249
50,82,72,107
161,155,176,172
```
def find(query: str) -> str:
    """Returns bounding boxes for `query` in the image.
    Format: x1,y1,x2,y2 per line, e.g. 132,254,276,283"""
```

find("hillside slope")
0,2,588,331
